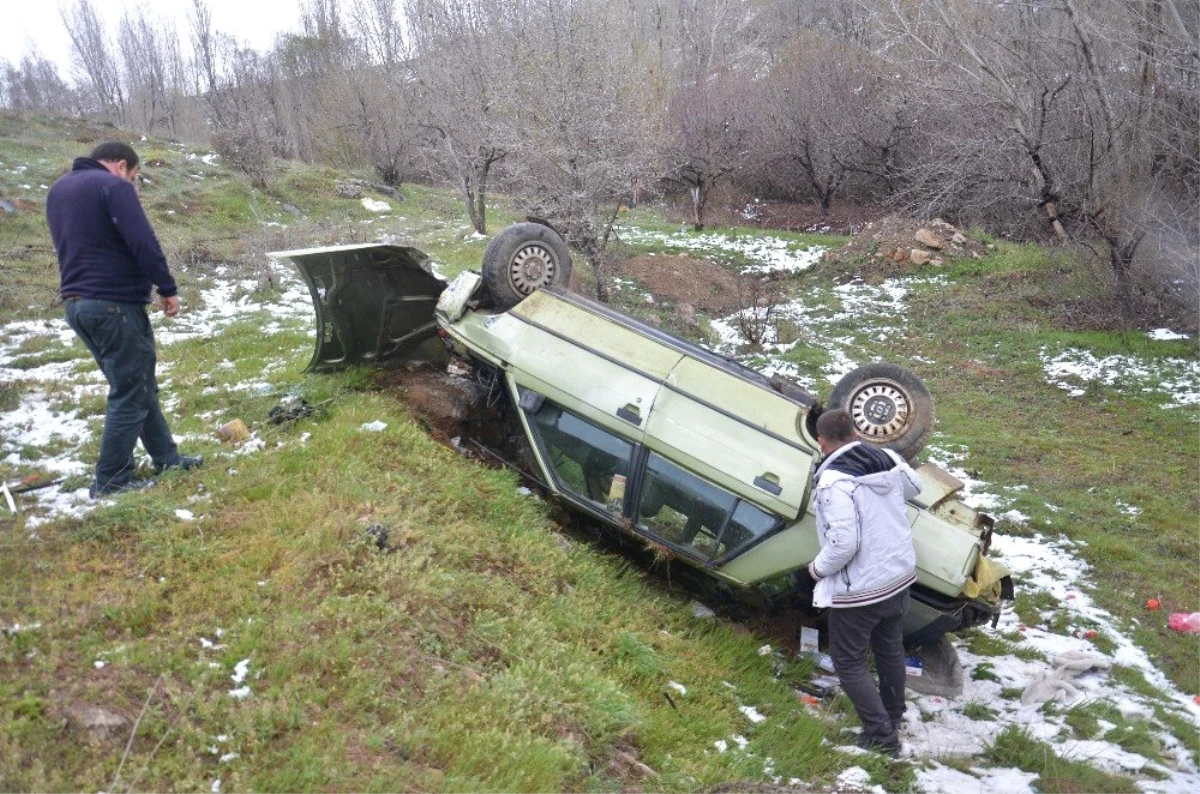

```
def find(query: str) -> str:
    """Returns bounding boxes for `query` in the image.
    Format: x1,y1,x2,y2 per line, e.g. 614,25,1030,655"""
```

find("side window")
529,402,633,514
637,453,781,560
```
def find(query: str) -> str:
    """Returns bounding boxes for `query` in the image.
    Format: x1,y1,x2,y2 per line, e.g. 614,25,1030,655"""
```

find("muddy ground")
617,253,747,314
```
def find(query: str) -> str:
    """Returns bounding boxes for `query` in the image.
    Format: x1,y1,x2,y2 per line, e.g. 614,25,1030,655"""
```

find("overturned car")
273,223,1013,665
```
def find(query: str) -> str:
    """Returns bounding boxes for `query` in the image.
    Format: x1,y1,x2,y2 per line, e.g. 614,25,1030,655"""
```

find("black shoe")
89,478,156,498
154,455,203,474
855,733,900,757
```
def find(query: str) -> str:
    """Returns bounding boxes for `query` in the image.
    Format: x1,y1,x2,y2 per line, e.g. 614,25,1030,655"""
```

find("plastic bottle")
1167,612,1200,633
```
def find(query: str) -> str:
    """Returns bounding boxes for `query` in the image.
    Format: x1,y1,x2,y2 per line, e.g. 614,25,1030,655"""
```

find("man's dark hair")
815,408,856,444
89,141,139,168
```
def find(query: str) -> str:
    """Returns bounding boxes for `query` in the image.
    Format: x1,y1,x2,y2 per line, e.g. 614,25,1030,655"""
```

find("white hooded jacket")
808,442,921,609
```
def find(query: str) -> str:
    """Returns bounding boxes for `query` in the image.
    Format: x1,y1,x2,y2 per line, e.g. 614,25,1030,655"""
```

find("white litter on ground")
739,705,767,724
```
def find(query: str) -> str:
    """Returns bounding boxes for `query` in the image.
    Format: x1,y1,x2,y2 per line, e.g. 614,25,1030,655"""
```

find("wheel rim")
848,380,911,441
508,242,558,295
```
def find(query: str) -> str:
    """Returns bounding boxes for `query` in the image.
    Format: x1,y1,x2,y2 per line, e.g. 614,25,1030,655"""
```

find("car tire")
481,222,574,310
828,363,934,460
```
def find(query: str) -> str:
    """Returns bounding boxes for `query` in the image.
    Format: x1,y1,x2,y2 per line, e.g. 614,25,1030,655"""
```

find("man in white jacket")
806,408,922,755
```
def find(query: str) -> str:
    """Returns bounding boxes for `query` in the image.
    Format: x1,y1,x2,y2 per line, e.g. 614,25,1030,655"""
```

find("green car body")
275,237,1014,650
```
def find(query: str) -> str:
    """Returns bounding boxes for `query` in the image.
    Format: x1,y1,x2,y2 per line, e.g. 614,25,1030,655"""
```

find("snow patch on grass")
1039,346,1200,409
621,227,824,274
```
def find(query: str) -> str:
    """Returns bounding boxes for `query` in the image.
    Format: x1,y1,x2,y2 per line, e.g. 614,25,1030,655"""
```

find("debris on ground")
1021,650,1112,705
216,419,250,443
820,216,991,280
1168,612,1200,633
365,523,392,552
268,396,316,425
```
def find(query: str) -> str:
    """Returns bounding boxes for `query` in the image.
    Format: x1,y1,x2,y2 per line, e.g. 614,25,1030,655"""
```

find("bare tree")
880,0,1199,312
404,0,518,234
118,10,188,136
62,0,125,120
664,73,753,230
1,54,78,115
504,0,664,302
745,33,901,216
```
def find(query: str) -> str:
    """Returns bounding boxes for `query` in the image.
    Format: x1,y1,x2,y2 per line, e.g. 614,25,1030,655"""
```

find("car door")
520,392,785,567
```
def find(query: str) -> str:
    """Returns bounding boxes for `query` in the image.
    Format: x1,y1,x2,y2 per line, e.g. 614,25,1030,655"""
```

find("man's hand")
160,295,180,317
794,564,821,591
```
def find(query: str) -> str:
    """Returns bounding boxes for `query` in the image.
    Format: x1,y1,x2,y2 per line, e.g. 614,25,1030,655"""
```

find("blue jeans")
66,298,181,490
828,588,910,746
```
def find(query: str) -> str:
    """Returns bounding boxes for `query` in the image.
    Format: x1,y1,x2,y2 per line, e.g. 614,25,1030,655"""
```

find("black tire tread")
828,362,934,460
481,222,574,310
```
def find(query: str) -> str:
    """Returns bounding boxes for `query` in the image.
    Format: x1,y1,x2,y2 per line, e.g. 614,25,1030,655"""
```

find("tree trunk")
1042,200,1068,240
592,254,610,303
691,183,706,231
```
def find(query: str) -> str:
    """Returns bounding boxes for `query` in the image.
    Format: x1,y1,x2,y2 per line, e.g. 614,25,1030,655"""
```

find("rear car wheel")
482,222,574,310
828,363,933,461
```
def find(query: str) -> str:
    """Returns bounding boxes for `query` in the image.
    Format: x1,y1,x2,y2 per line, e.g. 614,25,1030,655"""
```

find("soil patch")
616,253,746,314
374,364,509,453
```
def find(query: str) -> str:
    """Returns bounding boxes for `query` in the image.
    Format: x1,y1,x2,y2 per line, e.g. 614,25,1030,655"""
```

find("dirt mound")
821,216,990,279
616,253,747,314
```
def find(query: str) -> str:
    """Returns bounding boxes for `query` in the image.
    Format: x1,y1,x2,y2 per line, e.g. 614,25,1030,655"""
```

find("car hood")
270,243,447,371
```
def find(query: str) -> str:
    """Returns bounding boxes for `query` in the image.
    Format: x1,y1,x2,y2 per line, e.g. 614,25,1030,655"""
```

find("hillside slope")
2,114,1197,793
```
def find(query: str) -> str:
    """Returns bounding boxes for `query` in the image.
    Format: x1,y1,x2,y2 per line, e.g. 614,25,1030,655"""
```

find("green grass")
2,389,850,791
961,701,999,721
1063,699,1124,739
983,725,1139,793
2,110,1195,791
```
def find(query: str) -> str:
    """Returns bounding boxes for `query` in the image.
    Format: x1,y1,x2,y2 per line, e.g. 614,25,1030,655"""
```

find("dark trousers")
66,299,180,490
828,588,909,746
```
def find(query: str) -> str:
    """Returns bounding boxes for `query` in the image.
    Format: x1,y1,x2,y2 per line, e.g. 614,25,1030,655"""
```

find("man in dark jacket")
47,142,201,497
806,408,921,756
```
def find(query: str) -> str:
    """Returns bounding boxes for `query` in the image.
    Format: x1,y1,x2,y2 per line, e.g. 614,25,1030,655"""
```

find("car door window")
530,402,633,514
637,453,781,560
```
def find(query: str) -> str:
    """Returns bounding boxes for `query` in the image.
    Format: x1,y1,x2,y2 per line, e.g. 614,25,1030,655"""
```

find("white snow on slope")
0,259,314,526
704,269,1200,792
620,227,824,274
1040,346,1200,408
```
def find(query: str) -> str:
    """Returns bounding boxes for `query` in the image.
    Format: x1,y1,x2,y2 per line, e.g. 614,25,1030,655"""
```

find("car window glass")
531,403,633,513
637,454,737,559
637,454,781,560
722,500,781,553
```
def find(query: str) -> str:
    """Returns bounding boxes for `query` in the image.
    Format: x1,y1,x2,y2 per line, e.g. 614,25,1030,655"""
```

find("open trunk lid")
271,244,447,371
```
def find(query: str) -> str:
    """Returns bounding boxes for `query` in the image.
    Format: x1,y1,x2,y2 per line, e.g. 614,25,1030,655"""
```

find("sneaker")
855,733,900,757
89,478,156,498
154,455,203,474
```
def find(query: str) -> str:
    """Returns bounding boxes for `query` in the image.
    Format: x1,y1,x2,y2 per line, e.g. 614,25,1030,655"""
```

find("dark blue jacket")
47,158,177,303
